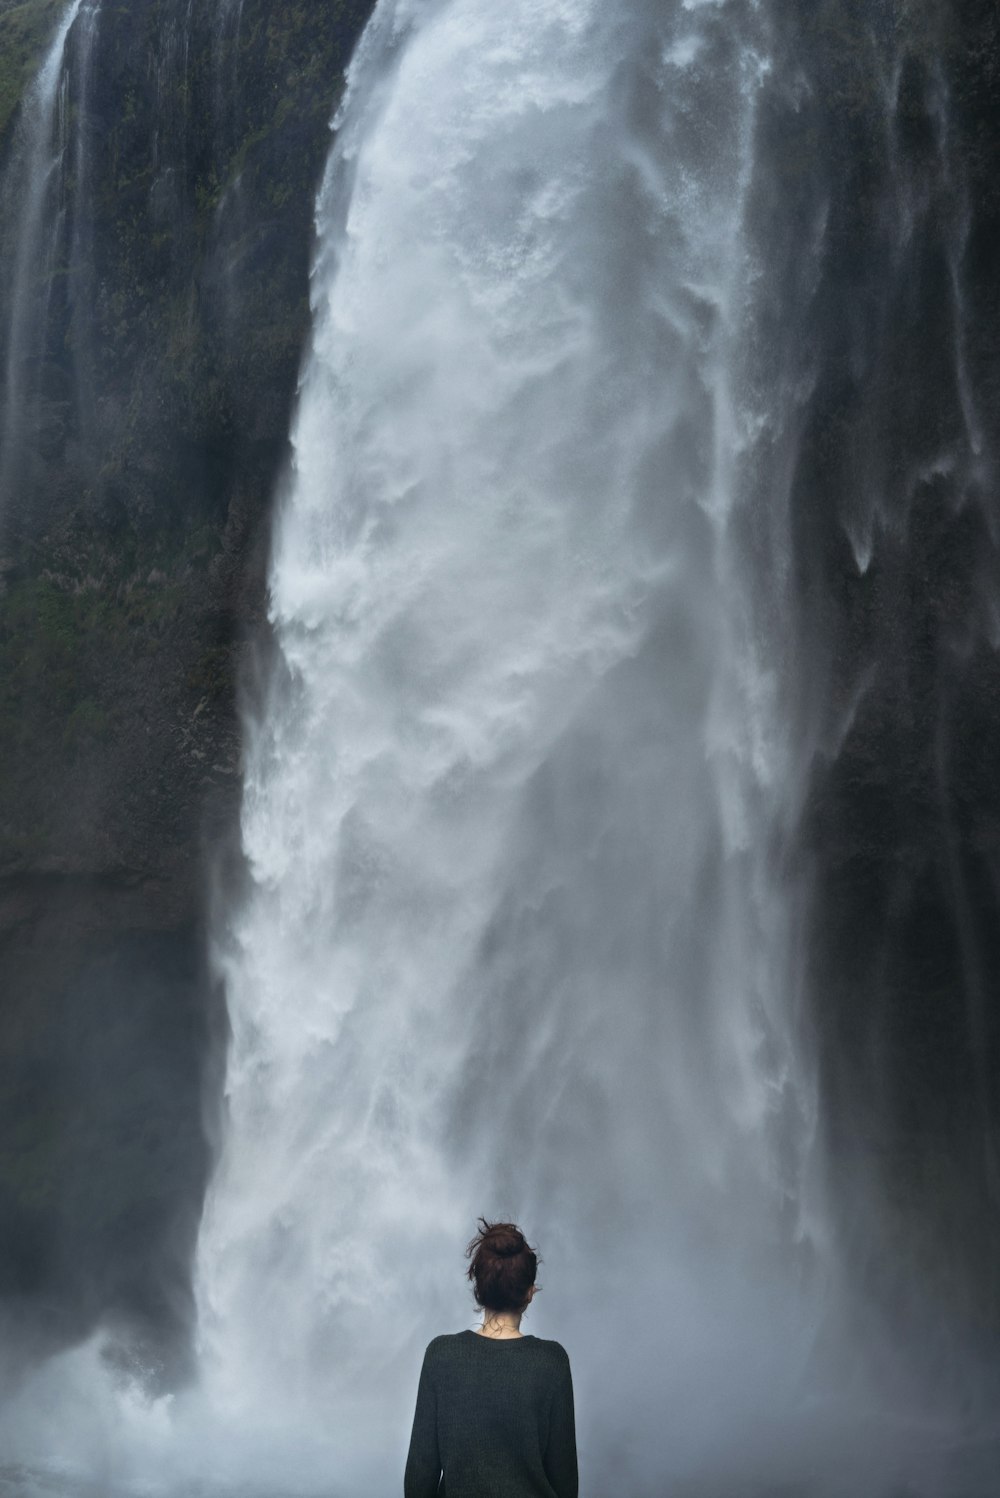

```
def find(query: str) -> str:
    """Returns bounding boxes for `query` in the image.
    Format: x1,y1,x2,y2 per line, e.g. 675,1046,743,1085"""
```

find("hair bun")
466,1218,538,1313
486,1229,523,1258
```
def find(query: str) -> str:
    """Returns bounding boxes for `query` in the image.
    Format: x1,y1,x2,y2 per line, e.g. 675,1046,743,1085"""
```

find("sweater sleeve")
404,1347,441,1498
543,1350,579,1498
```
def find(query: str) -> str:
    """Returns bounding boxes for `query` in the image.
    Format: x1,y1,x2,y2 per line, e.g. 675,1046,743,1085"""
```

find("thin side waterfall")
149,0,196,190
213,0,246,112
66,0,103,463
0,0,88,510
193,0,829,1490
207,0,251,332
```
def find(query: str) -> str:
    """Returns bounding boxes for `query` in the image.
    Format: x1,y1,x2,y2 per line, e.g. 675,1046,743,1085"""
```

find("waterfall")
66,0,103,462
192,0,830,1490
0,0,100,515
205,0,250,337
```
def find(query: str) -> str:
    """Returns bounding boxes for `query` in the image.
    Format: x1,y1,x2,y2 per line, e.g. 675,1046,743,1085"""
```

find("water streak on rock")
0,0,101,513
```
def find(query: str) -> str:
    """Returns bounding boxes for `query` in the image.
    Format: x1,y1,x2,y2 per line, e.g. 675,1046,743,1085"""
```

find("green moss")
0,0,63,147
0,546,209,829
0,581,90,750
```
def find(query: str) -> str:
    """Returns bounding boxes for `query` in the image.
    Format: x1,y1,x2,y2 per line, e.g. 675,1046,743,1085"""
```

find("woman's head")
466,1218,539,1313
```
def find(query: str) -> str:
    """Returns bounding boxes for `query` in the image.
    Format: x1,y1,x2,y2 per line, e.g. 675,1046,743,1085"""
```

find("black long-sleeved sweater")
403,1330,579,1498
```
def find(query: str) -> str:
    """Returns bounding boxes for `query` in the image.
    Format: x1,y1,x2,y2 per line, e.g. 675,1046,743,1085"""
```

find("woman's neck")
476,1308,524,1339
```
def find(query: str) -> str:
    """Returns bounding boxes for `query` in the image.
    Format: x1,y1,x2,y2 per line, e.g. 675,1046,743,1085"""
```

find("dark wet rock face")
753,2,1000,1381
0,0,375,1381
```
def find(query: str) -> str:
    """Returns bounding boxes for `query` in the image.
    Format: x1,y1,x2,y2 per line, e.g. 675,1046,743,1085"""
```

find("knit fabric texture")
403,1330,578,1498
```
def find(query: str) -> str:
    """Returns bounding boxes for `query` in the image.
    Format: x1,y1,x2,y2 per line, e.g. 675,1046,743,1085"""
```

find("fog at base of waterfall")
2,1343,1000,1498
0,0,997,1493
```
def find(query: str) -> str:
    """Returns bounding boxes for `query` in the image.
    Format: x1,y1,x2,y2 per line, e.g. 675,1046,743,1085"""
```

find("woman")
404,1218,579,1498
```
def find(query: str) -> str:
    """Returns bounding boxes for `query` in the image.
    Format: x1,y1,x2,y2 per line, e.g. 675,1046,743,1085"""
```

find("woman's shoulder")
528,1335,572,1366
421,1330,474,1363
424,1331,465,1354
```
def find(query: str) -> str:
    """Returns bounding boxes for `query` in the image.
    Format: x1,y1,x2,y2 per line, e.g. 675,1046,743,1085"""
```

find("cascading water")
0,0,96,511
204,0,251,335
65,0,103,462
190,0,834,1490
211,0,244,168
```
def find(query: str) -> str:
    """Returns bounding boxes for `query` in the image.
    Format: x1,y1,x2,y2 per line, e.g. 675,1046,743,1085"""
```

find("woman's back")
404,1330,578,1498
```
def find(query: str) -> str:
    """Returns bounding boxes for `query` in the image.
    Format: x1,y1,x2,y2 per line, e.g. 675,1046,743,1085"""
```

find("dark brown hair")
465,1217,539,1313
